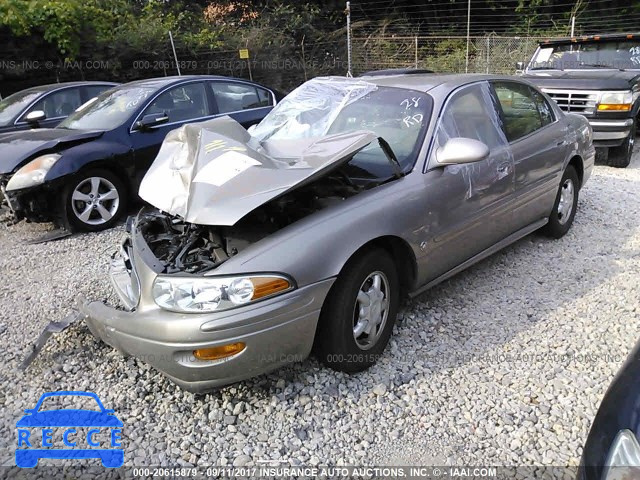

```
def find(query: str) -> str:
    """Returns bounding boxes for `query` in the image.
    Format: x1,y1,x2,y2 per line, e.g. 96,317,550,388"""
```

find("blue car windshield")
0,89,43,126
36,395,102,412
59,85,154,131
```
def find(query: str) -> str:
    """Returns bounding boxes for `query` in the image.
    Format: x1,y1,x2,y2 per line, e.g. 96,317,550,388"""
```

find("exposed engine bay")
137,172,366,274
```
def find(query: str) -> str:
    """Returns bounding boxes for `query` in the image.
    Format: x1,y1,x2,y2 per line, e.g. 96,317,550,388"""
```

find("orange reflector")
628,34,634,39
593,36,600,40
194,342,245,361
251,277,291,299
598,104,631,111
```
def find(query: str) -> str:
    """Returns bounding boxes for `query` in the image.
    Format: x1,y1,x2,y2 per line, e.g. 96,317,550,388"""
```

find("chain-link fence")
351,35,545,75
0,28,348,97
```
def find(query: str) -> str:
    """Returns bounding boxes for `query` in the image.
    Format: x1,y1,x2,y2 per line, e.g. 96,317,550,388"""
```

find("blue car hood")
16,410,123,427
0,128,104,175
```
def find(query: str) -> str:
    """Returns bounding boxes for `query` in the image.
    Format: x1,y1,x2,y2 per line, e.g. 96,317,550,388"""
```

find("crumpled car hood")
138,116,378,226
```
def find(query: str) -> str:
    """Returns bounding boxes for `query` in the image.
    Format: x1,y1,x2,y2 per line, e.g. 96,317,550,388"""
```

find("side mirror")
135,112,169,130
436,137,490,166
25,110,46,124
515,61,525,71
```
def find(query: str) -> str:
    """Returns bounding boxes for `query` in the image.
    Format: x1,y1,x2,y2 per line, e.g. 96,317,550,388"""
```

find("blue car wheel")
101,450,124,468
15,450,38,468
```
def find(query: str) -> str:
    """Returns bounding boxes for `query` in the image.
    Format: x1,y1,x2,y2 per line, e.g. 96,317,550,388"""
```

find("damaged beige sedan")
81,74,595,392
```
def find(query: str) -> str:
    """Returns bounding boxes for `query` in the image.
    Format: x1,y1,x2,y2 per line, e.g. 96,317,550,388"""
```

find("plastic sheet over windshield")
250,77,432,172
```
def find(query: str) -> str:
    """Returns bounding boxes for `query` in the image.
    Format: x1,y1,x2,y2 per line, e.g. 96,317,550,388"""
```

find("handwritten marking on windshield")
402,114,423,128
401,97,421,109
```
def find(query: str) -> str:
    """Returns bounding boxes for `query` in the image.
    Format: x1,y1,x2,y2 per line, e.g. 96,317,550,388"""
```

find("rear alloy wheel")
542,165,579,239
608,121,636,168
315,248,400,373
63,169,126,232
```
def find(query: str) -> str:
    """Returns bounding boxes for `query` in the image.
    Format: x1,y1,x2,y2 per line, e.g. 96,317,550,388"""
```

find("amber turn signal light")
251,277,291,300
598,104,631,111
193,342,246,361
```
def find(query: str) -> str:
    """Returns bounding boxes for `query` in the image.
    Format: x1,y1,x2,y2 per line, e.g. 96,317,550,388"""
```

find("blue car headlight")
603,430,640,480
6,154,61,191
152,274,293,313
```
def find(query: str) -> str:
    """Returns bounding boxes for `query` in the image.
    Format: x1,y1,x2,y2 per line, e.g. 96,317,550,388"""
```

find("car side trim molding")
408,217,548,298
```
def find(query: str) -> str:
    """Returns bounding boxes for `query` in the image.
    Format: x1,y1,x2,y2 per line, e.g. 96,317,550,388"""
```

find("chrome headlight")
603,430,640,480
598,91,633,111
152,274,293,313
6,154,61,191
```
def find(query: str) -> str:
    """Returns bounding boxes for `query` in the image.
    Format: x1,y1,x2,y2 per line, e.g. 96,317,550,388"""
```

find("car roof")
18,81,118,94
334,73,525,93
121,75,260,90
538,32,640,46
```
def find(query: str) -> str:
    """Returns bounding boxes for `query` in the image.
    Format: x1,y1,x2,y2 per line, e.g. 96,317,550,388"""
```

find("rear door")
207,80,275,128
490,80,567,229
418,81,515,283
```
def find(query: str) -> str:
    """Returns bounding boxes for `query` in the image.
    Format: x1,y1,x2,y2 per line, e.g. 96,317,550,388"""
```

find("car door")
491,80,567,230
130,81,215,185
417,81,516,283
18,87,84,129
208,80,275,128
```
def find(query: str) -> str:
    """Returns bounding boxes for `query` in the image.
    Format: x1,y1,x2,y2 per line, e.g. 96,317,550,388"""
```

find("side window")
493,82,544,141
530,88,555,127
209,82,272,114
25,88,82,119
431,82,508,159
84,85,113,101
143,82,210,123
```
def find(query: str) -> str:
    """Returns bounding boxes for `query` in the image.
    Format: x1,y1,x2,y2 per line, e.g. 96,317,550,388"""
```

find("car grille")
542,89,599,115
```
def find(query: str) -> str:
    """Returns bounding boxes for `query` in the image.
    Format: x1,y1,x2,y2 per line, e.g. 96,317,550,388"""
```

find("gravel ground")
1,147,639,470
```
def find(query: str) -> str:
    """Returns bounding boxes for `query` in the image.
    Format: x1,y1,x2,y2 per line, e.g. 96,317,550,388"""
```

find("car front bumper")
80,236,335,392
588,118,635,147
0,177,59,222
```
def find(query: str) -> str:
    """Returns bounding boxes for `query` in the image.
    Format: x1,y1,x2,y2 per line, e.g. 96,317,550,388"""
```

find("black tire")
542,165,579,239
62,169,127,232
314,248,400,373
607,121,635,168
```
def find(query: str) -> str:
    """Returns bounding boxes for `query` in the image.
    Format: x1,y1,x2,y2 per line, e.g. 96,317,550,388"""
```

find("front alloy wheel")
63,169,126,232
315,247,399,373
353,271,390,350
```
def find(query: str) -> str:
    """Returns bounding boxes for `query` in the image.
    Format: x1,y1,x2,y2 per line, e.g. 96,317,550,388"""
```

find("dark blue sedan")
15,391,123,468
0,75,278,232
0,82,116,133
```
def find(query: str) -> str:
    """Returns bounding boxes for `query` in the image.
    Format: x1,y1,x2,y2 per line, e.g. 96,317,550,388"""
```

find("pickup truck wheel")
62,169,127,232
542,165,579,239
608,122,635,168
315,248,400,373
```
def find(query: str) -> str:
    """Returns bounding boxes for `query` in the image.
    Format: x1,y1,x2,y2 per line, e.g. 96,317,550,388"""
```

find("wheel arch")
73,161,133,199
338,235,418,298
567,155,584,189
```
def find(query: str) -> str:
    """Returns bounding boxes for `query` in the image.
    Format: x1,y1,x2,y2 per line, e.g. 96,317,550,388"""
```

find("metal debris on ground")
19,311,83,371
26,228,73,244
